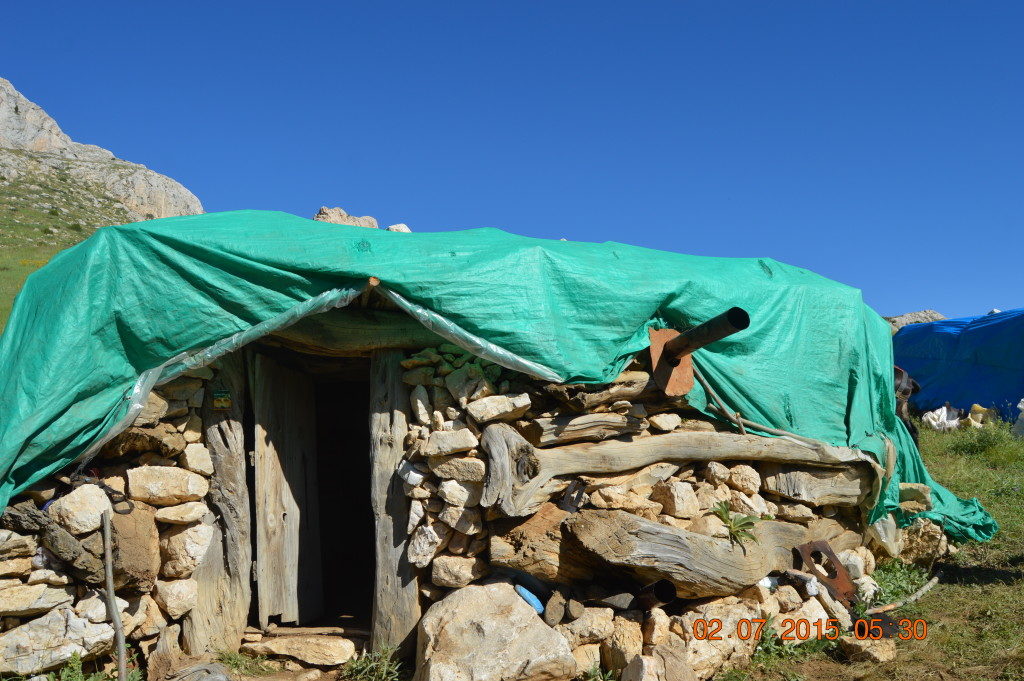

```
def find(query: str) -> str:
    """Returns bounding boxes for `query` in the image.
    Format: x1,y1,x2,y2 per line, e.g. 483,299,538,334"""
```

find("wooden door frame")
368,349,421,657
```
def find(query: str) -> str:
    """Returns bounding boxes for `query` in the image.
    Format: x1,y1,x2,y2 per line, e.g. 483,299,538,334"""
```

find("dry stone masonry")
392,343,945,680
0,341,951,680
0,372,213,676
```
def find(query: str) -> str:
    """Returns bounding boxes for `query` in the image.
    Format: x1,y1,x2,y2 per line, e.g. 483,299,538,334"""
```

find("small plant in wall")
339,645,406,681
712,501,760,547
579,663,618,681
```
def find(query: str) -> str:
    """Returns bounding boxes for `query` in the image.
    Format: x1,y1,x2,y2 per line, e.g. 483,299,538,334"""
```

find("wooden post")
369,350,420,657
182,352,252,655
101,510,127,681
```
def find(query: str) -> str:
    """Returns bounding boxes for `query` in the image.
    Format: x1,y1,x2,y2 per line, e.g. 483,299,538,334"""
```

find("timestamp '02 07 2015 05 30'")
690,617,928,641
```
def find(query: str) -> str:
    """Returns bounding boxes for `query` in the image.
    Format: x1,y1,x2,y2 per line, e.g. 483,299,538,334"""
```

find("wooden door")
252,353,323,626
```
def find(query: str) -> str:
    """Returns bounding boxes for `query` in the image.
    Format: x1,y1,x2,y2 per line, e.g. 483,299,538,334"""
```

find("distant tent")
893,308,1024,420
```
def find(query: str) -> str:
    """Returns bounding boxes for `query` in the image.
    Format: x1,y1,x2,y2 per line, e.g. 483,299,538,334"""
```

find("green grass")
726,421,1024,681
215,650,276,676
339,645,408,681
0,241,62,327
0,650,147,681
0,147,136,330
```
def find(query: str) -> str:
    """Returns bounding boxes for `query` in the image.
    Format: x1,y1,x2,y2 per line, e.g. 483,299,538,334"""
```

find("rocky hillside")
0,77,202,327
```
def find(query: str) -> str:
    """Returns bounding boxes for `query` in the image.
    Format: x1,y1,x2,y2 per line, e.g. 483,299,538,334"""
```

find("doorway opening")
248,349,374,629
314,377,373,627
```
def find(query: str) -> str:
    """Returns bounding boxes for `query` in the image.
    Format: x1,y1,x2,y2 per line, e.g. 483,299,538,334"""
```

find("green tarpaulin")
0,210,996,542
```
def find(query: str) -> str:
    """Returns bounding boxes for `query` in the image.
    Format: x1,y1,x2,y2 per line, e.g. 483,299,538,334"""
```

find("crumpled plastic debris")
1013,399,1024,438
921,404,963,432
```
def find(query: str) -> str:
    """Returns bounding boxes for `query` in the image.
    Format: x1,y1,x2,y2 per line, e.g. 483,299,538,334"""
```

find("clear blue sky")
3,1,1021,318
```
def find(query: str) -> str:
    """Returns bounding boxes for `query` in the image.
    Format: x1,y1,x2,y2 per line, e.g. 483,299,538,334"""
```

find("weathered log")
547,372,654,411
144,624,186,681
269,309,444,357
263,626,371,638
479,424,540,514
566,509,773,598
519,413,645,447
805,518,864,553
760,463,872,506
369,350,421,657
501,431,868,517
489,503,601,585
183,352,251,656
751,520,810,573
1,500,105,584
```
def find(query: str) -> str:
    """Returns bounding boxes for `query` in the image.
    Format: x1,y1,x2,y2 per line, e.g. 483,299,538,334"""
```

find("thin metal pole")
101,510,127,681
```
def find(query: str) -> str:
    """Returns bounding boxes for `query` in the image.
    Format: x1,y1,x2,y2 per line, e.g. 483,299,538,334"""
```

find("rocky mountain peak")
0,77,202,225
0,78,111,162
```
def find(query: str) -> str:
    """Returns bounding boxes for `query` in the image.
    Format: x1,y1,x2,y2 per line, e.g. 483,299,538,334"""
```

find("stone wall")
395,344,939,680
0,371,214,677
0,344,947,681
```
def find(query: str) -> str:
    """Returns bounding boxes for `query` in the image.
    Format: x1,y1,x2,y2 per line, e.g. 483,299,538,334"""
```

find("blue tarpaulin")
893,308,1024,420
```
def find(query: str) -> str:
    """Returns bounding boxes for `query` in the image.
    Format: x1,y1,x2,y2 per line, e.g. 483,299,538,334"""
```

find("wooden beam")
262,626,371,638
369,350,421,658
182,352,252,656
760,463,872,507
269,309,444,357
520,413,645,447
566,509,769,597
488,503,601,585
485,430,867,517
479,423,540,515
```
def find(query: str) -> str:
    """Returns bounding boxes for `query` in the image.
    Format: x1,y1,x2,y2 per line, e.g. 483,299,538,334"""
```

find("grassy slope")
0,149,129,329
730,423,1024,681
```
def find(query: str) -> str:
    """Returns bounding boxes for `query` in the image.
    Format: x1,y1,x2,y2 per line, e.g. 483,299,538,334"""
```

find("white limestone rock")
128,466,209,506
650,481,699,518
74,590,128,624
437,479,483,508
600,612,643,672
839,634,896,662
427,455,486,482
47,485,112,535
0,584,74,617
726,465,761,495
25,570,69,586
0,607,114,675
180,443,214,477
408,521,453,568
241,636,357,666
410,385,432,425
153,579,198,619
702,462,730,486
154,501,209,525
417,582,576,681
0,531,37,559
556,607,615,648
671,596,759,679
466,393,531,423
134,392,170,427
312,207,378,228
423,429,479,457
127,594,166,641
159,522,214,579
647,413,682,432
438,504,483,535
430,554,489,588
774,501,816,524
